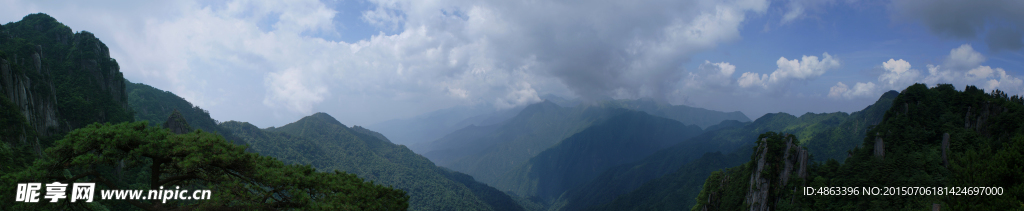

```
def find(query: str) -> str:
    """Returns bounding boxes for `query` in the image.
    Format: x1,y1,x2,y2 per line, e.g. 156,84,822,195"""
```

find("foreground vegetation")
1,121,409,210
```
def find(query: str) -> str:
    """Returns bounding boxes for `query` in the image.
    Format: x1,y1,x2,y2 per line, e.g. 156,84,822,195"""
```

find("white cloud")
780,3,805,24
494,82,541,110
878,58,920,89
827,82,848,98
737,72,768,89
975,66,1023,92
263,67,329,113
946,44,985,68
737,53,840,90
834,44,1024,100
920,44,1023,93
828,81,876,99
683,60,737,91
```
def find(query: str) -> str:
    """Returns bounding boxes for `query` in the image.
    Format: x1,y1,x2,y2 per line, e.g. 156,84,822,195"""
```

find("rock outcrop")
873,132,884,159
962,101,1007,137
1,14,132,155
744,135,809,211
941,133,950,167
746,138,770,211
163,109,192,135
700,173,731,211
1,56,61,136
965,106,971,128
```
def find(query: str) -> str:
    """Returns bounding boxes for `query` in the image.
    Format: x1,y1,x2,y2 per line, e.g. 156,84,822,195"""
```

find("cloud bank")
830,44,1024,99
737,53,841,91
891,0,1024,52
2,0,779,125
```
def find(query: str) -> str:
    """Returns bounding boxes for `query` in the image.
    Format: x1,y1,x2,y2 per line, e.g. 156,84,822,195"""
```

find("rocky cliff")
743,134,807,211
694,132,808,211
0,13,132,154
163,109,192,134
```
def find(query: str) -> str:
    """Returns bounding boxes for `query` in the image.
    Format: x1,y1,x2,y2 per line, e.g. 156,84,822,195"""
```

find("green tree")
1,121,408,210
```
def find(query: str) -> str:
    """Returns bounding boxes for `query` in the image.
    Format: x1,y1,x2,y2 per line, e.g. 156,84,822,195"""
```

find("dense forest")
692,84,1024,210
2,119,408,210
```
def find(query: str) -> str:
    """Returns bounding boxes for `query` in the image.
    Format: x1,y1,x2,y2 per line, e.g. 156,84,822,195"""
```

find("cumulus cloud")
682,60,737,91
737,53,840,90
921,44,1005,86
828,81,876,99
737,72,767,89
878,58,920,89
833,44,1024,100
891,0,1024,51
946,44,986,68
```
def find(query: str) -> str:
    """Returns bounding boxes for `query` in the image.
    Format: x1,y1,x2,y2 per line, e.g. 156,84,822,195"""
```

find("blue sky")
2,0,1023,128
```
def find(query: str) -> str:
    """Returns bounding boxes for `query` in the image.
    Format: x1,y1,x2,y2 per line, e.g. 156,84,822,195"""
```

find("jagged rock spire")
163,109,191,134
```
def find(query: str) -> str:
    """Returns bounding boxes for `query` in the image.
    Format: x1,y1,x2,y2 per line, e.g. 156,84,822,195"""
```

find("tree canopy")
1,121,408,210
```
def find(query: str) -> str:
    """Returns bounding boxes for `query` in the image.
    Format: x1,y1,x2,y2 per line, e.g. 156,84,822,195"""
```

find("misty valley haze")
3,0,1024,210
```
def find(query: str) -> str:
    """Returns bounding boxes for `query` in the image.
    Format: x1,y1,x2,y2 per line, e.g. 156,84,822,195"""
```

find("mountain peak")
520,100,561,114
22,13,58,24
879,90,899,101
307,112,345,127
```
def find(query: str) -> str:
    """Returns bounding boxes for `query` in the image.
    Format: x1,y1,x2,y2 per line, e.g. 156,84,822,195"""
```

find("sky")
2,0,1024,128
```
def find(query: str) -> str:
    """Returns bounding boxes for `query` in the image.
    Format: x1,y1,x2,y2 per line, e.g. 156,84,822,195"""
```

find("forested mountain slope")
693,84,1024,210
126,81,218,132
602,97,751,129
220,113,523,211
2,113,409,210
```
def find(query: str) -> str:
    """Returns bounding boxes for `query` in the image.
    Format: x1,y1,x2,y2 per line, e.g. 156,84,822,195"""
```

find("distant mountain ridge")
433,100,624,186
368,103,525,146
600,97,751,129
550,90,899,211
416,98,750,188
493,109,703,202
